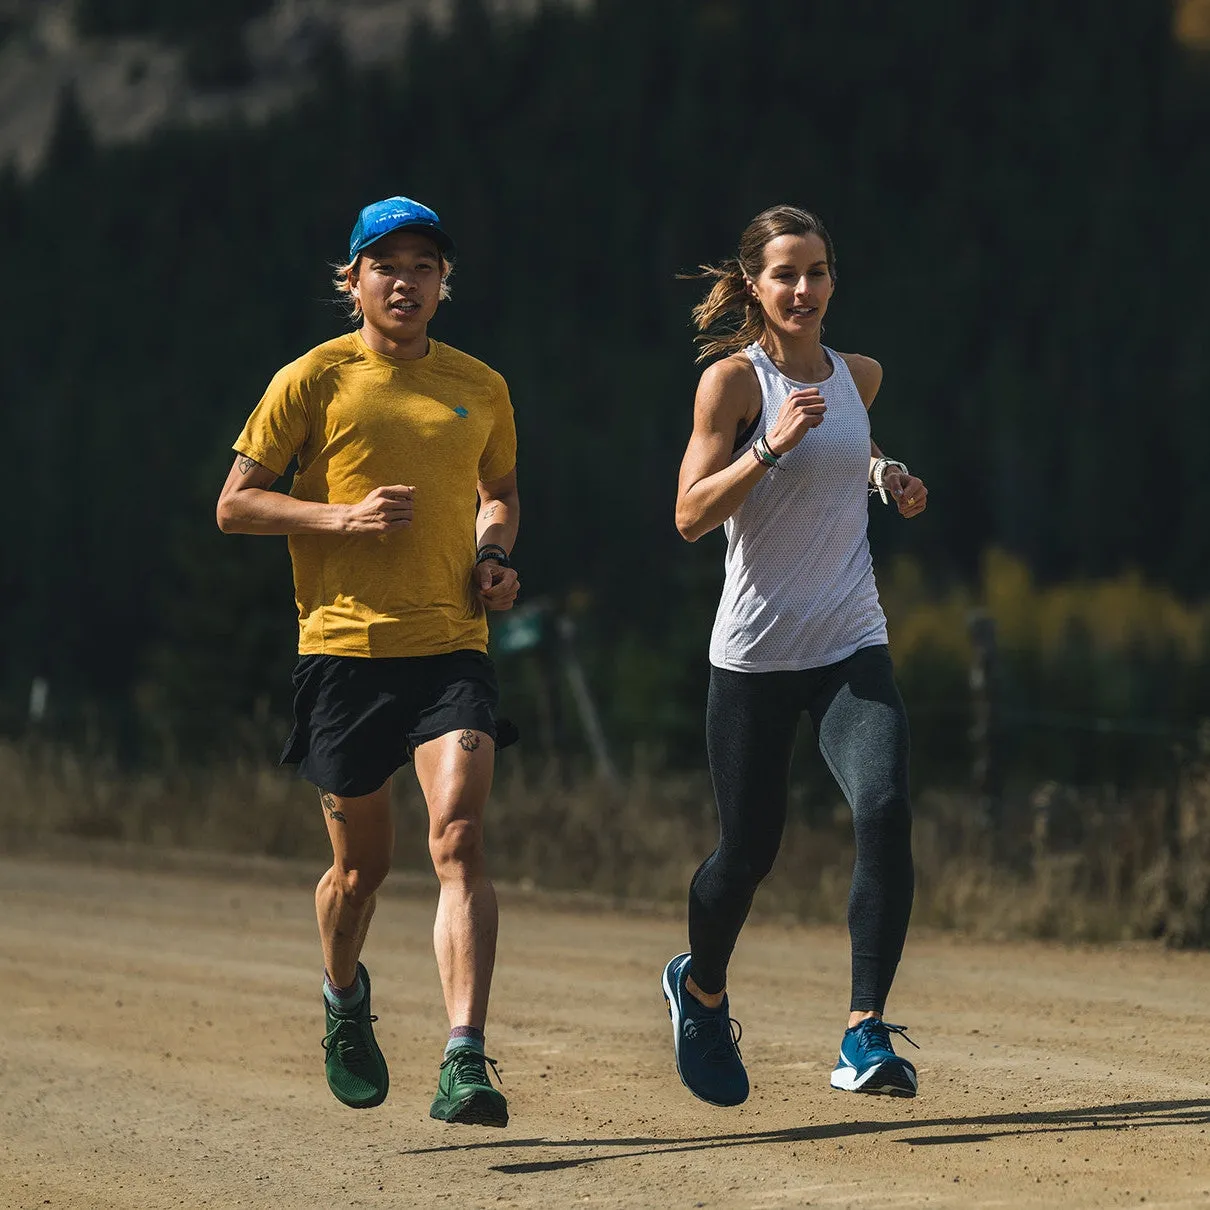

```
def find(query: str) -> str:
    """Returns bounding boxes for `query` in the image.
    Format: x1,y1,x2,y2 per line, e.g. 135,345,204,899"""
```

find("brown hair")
332,248,455,322
685,205,836,362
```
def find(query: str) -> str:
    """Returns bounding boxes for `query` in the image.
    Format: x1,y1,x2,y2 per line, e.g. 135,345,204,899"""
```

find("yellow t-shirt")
233,331,517,658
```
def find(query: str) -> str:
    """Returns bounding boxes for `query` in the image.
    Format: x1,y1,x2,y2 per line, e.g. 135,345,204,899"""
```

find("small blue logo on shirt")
454,406,469,418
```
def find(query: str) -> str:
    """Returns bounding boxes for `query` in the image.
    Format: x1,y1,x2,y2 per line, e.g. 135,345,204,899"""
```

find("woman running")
661,204,928,1107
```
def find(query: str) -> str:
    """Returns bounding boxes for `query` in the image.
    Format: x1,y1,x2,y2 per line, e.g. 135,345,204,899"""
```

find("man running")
217,195,519,1127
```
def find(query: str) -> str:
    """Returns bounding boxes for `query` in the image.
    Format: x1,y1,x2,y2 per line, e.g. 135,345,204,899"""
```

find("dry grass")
4,737,1210,947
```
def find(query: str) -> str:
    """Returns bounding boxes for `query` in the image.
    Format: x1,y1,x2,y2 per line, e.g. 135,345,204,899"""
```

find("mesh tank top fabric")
708,343,888,672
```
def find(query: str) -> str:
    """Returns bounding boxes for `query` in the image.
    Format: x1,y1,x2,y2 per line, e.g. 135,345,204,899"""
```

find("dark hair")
684,205,837,361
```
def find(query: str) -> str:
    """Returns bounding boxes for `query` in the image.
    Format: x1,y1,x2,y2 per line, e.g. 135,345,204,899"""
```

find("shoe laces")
440,1048,503,1087
686,1012,744,1063
861,1018,920,1051
322,1012,379,1068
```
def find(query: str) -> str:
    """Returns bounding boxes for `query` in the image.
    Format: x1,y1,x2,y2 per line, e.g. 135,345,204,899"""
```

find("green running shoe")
321,962,390,1109
429,1046,509,1127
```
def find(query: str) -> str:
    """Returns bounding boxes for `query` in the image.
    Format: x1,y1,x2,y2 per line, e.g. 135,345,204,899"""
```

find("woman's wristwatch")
869,457,908,505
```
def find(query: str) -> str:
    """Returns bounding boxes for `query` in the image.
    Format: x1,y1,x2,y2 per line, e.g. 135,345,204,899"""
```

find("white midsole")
662,961,685,1054
830,1061,918,1093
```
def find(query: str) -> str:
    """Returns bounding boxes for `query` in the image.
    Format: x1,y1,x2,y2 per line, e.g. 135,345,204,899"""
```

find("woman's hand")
882,470,928,518
765,388,827,455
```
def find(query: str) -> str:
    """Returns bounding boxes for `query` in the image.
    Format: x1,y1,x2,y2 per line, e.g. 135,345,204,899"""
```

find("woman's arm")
841,352,928,519
675,355,827,541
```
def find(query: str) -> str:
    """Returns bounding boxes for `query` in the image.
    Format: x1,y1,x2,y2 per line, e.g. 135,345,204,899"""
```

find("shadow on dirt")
402,1098,1210,1174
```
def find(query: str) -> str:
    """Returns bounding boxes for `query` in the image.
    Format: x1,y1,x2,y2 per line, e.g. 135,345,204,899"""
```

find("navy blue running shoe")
830,1017,919,1097
661,952,749,1107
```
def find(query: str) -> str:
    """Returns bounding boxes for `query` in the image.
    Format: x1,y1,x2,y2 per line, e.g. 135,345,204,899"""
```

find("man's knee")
429,817,485,878
330,860,390,904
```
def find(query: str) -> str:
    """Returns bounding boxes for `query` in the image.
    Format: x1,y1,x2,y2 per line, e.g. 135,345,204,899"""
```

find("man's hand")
343,485,415,533
475,559,520,611
881,470,928,518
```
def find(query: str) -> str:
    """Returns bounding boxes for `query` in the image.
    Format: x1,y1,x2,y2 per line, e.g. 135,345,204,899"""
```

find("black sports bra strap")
733,413,759,454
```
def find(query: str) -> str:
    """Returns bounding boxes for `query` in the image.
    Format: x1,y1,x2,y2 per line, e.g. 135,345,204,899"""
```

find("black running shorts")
279,649,506,797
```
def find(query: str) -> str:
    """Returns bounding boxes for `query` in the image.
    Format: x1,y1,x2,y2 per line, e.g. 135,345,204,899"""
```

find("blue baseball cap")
348,196,455,260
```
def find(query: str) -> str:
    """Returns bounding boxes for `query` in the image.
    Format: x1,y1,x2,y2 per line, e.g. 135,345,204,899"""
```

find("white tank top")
708,343,888,672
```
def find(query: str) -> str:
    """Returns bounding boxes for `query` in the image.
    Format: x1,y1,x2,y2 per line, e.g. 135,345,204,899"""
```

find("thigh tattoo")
458,729,481,753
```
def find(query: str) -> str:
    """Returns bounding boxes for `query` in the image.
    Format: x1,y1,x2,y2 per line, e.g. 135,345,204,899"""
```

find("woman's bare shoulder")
836,351,883,408
697,351,762,423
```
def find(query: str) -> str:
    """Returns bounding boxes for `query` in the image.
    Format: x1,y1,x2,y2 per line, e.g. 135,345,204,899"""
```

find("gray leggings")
688,644,914,1013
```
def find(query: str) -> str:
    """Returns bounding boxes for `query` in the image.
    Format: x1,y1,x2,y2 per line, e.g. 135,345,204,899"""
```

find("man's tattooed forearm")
237,455,258,474
458,729,481,752
481,503,499,520
321,792,347,823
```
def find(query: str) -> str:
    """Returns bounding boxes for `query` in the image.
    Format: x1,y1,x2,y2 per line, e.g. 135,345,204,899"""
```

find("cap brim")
355,222,455,258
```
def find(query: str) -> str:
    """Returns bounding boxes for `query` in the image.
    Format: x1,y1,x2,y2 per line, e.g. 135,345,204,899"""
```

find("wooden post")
556,614,620,790
968,609,1001,829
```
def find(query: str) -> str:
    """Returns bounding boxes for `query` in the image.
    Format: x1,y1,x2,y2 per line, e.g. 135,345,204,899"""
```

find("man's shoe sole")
330,1084,389,1109
429,1091,509,1127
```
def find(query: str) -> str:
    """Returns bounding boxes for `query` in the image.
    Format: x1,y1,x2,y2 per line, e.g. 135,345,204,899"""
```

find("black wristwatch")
475,544,511,569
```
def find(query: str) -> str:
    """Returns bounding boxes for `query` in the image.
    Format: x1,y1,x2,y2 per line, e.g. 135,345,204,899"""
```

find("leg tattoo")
458,730,481,753
320,792,347,823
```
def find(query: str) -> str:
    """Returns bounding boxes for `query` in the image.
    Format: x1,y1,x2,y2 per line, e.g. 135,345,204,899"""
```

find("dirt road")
3,847,1210,1209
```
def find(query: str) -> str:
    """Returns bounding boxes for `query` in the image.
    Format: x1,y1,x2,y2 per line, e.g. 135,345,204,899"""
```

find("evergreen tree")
2,0,1207,780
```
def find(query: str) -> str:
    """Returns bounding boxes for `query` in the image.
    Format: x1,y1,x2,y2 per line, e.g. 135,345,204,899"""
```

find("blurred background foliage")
3,0,1210,866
